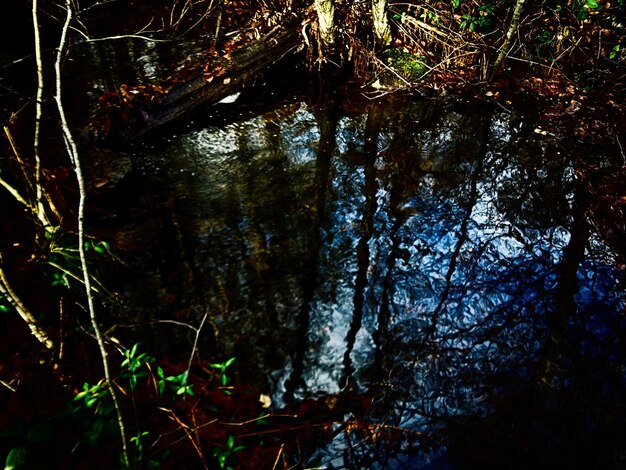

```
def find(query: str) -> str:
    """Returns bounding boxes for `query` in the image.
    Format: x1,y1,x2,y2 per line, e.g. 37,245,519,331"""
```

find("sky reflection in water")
126,95,625,468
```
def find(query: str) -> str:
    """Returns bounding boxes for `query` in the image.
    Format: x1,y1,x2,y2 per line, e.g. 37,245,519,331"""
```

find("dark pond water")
96,81,626,467
3,28,626,467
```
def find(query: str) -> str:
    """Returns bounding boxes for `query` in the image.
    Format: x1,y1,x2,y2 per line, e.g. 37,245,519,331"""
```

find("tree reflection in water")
118,92,625,468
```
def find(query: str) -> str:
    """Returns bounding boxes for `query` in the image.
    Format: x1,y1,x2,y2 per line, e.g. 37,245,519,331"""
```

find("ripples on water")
108,91,625,468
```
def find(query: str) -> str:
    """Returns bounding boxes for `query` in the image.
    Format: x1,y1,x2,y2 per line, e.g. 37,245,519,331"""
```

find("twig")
0,254,54,349
3,126,34,191
0,176,33,211
53,1,130,467
0,379,17,392
399,12,456,40
271,443,284,470
44,260,108,295
160,408,211,468
185,311,208,385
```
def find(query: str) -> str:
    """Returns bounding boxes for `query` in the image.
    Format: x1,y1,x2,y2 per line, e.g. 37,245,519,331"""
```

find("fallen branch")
92,24,302,142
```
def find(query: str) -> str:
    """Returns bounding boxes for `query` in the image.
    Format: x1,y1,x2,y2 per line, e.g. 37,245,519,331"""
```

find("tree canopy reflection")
121,93,626,468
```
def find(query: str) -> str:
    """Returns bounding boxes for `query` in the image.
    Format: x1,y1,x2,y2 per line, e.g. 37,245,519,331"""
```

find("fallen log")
90,24,303,144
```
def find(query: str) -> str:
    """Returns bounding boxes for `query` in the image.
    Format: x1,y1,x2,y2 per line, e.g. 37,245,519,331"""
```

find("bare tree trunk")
491,0,525,77
372,0,392,46
314,0,335,48
55,2,131,467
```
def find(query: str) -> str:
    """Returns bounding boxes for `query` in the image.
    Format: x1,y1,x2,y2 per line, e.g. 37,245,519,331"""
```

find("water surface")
104,89,626,468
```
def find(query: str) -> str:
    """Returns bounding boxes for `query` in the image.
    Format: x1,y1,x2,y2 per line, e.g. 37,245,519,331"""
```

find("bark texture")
492,0,526,76
372,0,392,45
315,0,335,48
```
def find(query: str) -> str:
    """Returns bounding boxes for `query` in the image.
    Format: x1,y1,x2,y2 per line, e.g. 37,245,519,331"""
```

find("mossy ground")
377,48,429,87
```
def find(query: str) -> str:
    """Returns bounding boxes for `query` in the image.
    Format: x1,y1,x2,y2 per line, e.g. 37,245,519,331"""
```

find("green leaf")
5,446,27,469
227,435,235,450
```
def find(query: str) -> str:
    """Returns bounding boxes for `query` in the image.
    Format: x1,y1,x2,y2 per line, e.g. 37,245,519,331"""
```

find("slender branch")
53,2,131,467
185,311,208,385
0,175,33,210
0,254,54,349
31,0,52,230
617,135,625,165
491,0,526,78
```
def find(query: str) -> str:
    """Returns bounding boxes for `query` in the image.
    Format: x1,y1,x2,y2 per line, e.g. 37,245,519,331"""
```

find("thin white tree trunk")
314,0,335,48
31,0,51,229
372,0,392,46
53,2,131,467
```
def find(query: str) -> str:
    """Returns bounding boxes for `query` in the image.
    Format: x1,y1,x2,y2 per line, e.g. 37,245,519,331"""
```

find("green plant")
610,44,621,60
537,29,553,44
130,430,150,460
44,230,114,293
210,357,236,387
420,9,439,23
121,343,155,391
573,0,601,20
211,435,245,470
157,368,194,396
380,48,429,84
4,445,27,470
460,3,495,31
0,293,10,313
74,379,110,410
84,239,113,256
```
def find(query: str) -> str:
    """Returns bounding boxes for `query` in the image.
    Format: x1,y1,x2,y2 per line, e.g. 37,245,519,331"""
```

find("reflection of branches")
343,103,382,385
285,97,336,402
426,115,489,337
